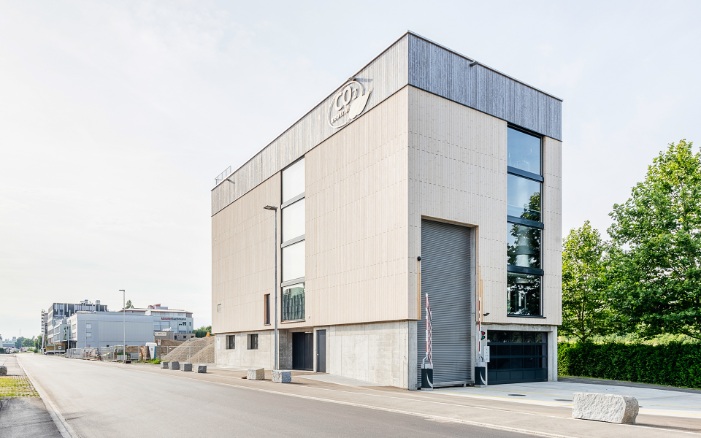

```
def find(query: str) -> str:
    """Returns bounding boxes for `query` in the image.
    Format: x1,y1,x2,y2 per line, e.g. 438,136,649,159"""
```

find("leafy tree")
561,221,611,342
125,300,135,309
22,337,34,348
608,140,701,340
194,326,212,338
34,335,43,351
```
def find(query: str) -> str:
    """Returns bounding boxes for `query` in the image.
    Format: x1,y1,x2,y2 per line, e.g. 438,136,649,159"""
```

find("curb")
16,355,78,438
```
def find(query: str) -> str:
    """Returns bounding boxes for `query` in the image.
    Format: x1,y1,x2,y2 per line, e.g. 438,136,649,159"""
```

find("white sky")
1,1,700,340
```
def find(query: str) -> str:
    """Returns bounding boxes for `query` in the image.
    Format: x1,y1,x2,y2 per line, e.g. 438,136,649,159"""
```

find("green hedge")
558,342,701,389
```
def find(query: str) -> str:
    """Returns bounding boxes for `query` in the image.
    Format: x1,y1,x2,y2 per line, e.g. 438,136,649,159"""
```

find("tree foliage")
561,221,610,342
125,300,135,309
607,140,701,339
194,326,211,338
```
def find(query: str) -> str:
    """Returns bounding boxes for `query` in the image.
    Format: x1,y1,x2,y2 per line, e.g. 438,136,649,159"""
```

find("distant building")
122,304,194,340
44,301,194,350
68,312,154,348
45,300,109,351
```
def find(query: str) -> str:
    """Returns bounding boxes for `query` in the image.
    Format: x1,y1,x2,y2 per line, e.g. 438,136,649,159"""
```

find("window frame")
226,335,235,349
247,333,258,350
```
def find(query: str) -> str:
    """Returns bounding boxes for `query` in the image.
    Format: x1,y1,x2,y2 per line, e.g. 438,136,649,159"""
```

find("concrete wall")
327,321,412,388
215,331,274,369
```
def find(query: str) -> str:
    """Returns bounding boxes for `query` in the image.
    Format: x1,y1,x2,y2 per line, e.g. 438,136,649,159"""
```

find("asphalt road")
18,355,532,438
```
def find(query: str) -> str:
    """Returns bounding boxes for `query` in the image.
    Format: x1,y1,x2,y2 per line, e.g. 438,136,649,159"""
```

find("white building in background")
122,304,195,341
68,312,154,349
45,300,109,351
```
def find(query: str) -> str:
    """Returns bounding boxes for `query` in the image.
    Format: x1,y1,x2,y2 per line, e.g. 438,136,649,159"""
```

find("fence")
63,345,197,362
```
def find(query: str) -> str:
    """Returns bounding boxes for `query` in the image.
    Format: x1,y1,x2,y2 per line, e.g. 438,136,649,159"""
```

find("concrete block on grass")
181,363,192,372
247,368,265,380
161,362,169,369
573,393,639,424
169,361,180,371
197,365,207,373
272,370,291,383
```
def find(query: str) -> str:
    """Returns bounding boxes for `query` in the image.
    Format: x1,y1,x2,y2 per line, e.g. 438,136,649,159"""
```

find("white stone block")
181,363,192,372
161,361,169,369
247,368,265,380
169,361,180,370
572,393,639,424
272,370,291,383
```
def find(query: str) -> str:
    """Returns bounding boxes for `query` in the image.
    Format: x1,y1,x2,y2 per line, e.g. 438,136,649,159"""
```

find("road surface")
18,354,532,438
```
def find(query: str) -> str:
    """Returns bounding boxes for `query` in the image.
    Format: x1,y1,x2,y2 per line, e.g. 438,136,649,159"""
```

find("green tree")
34,335,43,351
194,326,212,338
22,337,34,348
561,221,611,342
608,140,701,340
125,300,135,309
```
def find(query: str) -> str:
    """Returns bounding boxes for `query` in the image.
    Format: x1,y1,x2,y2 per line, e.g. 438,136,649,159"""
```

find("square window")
282,241,305,282
282,283,305,321
247,334,258,350
507,273,542,316
226,335,235,349
507,127,541,174
507,175,541,221
507,222,541,269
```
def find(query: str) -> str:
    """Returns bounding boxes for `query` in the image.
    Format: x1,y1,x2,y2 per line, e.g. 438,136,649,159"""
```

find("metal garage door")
417,220,473,388
487,331,548,384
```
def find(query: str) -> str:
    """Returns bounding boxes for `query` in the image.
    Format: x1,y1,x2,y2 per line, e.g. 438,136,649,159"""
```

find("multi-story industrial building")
45,300,109,351
211,32,562,388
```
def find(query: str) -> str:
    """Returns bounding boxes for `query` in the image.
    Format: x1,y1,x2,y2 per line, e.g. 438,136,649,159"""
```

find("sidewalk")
0,354,62,438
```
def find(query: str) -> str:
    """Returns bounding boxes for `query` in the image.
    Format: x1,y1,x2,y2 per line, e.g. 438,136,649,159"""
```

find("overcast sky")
1,1,700,340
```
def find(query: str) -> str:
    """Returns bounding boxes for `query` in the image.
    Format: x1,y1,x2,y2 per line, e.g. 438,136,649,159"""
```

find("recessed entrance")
292,332,313,370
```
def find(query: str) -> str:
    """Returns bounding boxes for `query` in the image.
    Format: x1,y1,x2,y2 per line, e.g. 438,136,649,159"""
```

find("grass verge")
0,376,39,398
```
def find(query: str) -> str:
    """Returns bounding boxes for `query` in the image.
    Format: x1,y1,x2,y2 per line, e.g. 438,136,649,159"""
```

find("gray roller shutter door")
417,219,473,388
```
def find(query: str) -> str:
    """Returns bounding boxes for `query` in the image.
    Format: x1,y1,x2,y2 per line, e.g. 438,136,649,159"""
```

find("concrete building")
211,32,562,388
67,312,154,349
45,300,109,351
122,303,194,340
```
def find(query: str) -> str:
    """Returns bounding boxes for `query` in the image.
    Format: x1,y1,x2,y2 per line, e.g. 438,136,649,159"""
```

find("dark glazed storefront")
487,331,548,384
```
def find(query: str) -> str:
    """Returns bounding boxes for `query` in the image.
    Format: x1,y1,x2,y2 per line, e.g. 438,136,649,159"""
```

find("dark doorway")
292,332,313,370
487,331,548,384
316,330,326,373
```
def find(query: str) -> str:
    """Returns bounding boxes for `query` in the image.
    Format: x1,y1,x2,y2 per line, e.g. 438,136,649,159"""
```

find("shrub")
559,342,701,389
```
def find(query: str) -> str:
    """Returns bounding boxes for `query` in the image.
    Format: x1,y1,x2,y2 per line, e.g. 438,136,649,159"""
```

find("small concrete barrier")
0,366,6,376
182,363,192,372
272,370,291,383
161,361,169,369
247,368,265,380
573,393,639,424
169,361,180,371
197,365,207,373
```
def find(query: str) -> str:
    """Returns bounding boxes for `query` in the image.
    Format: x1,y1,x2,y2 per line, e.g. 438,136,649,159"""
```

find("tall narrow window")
281,158,305,321
264,294,270,325
507,127,544,316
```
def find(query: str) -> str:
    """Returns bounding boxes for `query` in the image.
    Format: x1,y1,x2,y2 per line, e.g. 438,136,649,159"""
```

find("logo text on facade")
328,80,371,129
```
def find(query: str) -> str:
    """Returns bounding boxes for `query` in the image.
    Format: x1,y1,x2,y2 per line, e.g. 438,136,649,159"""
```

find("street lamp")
119,289,125,363
263,205,278,370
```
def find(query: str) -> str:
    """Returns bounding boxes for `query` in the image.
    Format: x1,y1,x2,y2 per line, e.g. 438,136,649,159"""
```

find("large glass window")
281,158,305,321
282,283,305,321
282,241,305,282
507,127,543,317
282,159,305,203
282,198,305,242
507,175,541,221
507,273,541,316
507,223,541,269
507,127,541,175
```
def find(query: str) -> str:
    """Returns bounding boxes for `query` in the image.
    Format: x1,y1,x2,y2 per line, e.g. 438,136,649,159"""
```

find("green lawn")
0,376,38,398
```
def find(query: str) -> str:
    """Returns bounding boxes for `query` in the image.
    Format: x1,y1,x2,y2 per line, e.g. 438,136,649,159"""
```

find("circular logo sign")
328,80,371,129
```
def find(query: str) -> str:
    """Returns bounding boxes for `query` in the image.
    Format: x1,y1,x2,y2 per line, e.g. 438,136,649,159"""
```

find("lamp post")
119,289,125,363
263,205,278,370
